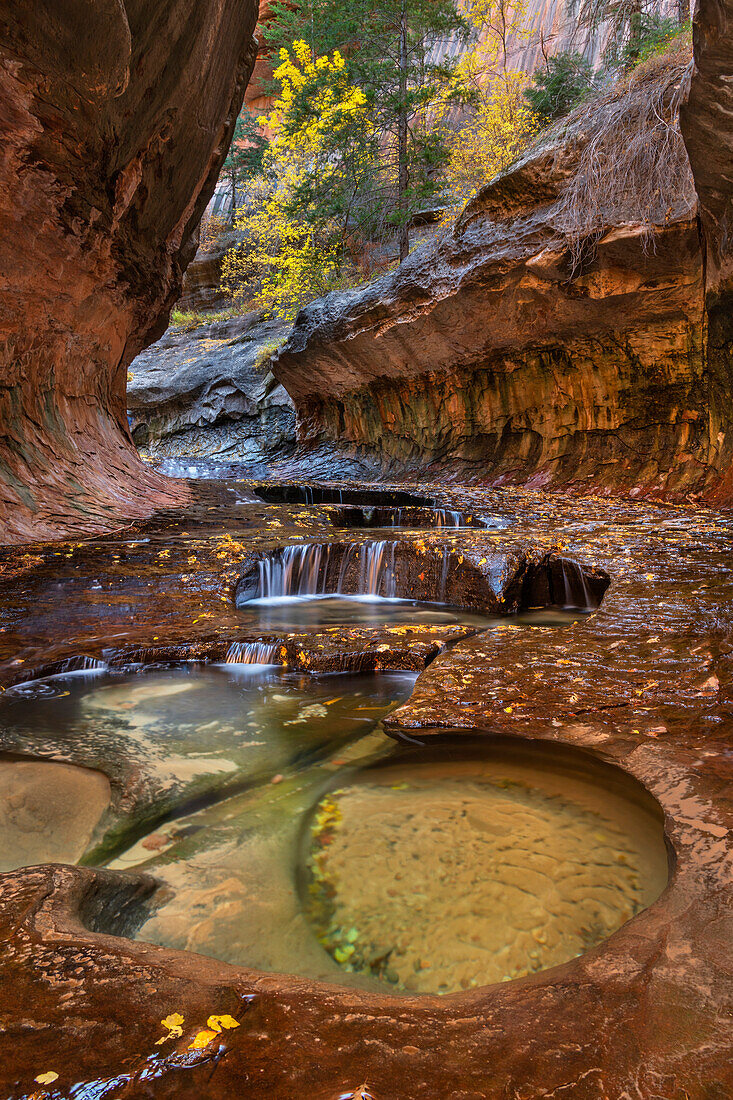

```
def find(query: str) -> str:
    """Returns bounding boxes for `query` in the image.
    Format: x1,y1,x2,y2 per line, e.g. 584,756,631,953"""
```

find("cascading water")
556,559,595,611
255,541,398,600
258,544,333,598
361,507,464,528
434,510,465,528
224,641,279,665
58,656,108,673
327,505,495,530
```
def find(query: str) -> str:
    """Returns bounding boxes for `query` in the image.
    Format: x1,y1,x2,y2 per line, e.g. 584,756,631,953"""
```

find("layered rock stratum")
128,315,295,461
0,0,258,542
273,46,733,499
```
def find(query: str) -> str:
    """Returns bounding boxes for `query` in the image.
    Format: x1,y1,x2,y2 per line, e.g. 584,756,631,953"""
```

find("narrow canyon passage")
2,0,733,1094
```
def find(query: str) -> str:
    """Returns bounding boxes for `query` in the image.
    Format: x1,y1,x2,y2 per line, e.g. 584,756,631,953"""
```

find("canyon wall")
275,60,720,496
680,0,733,502
0,0,258,542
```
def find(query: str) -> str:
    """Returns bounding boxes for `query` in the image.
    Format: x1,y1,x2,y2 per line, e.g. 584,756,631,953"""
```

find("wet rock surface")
0,476,732,1096
128,317,295,462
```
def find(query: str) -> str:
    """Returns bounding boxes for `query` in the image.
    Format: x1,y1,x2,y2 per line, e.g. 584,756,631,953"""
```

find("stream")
0,480,669,997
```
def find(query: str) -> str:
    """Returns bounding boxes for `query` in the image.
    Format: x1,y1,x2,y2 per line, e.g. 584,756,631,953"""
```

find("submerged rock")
128,316,295,461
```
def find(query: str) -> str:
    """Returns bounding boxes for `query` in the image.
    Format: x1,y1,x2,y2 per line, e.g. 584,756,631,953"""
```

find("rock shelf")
0,478,732,1096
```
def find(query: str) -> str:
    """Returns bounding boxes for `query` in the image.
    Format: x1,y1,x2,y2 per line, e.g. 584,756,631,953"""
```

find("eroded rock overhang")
0,0,258,542
272,31,733,499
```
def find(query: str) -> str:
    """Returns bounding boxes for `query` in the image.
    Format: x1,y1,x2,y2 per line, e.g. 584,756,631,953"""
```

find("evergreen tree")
220,112,268,223
524,52,594,124
264,0,470,258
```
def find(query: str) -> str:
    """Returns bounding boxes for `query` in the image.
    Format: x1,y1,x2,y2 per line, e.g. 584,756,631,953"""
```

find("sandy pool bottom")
0,759,110,872
304,750,669,993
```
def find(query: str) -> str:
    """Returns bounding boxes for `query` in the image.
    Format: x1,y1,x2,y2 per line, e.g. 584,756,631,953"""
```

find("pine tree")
264,0,470,258
220,112,268,223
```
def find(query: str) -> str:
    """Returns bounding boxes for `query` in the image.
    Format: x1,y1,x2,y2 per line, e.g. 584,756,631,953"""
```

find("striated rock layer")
0,0,258,543
681,0,733,502
127,315,295,460
273,57,732,498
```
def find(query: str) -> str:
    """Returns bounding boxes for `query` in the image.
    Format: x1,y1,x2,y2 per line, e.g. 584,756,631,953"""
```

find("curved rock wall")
680,0,733,502
275,72,714,496
0,0,257,542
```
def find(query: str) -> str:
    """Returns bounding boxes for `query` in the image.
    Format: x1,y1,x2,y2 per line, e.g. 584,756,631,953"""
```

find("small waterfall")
57,656,108,673
434,510,464,528
225,641,279,664
438,547,451,601
557,560,595,611
360,540,396,596
253,541,398,599
258,544,334,598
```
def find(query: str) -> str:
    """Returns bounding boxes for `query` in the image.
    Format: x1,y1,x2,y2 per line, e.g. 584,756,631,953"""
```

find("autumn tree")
436,0,538,215
264,0,470,258
222,43,381,318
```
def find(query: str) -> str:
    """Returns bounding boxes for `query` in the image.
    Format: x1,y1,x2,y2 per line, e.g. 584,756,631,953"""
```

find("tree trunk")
626,0,643,65
229,172,237,225
398,0,409,262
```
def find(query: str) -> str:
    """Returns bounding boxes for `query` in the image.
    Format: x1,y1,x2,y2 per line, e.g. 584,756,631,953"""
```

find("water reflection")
0,665,417,866
236,593,590,630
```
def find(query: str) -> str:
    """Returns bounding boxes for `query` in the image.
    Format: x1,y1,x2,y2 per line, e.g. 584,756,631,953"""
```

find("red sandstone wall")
0,0,258,543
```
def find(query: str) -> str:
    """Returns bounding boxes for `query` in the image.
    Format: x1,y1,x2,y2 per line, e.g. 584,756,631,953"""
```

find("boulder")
178,228,244,313
127,316,295,459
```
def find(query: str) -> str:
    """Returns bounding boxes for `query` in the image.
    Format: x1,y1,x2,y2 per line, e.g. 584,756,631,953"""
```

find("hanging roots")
553,43,696,272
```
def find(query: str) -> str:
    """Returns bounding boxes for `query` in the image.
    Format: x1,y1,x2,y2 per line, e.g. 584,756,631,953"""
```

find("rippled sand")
305,754,668,993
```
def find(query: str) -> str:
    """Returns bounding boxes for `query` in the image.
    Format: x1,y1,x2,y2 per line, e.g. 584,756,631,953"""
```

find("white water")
557,559,595,611
255,541,401,600
358,506,465,528
224,641,280,665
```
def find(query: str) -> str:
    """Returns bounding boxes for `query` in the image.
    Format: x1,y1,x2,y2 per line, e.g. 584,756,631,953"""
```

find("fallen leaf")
34,1072,59,1085
207,1014,240,1033
189,1029,218,1050
155,1012,184,1044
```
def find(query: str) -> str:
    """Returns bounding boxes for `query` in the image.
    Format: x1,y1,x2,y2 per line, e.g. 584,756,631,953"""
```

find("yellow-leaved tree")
437,0,539,217
222,41,380,320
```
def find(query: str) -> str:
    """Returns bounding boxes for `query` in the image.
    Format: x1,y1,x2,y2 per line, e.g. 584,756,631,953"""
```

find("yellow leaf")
155,1012,185,1044
207,1014,241,1033
34,1072,59,1085
189,1029,218,1050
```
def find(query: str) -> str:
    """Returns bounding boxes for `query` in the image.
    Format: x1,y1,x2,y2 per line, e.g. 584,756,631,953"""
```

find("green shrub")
169,309,211,330
609,14,685,69
524,52,595,125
